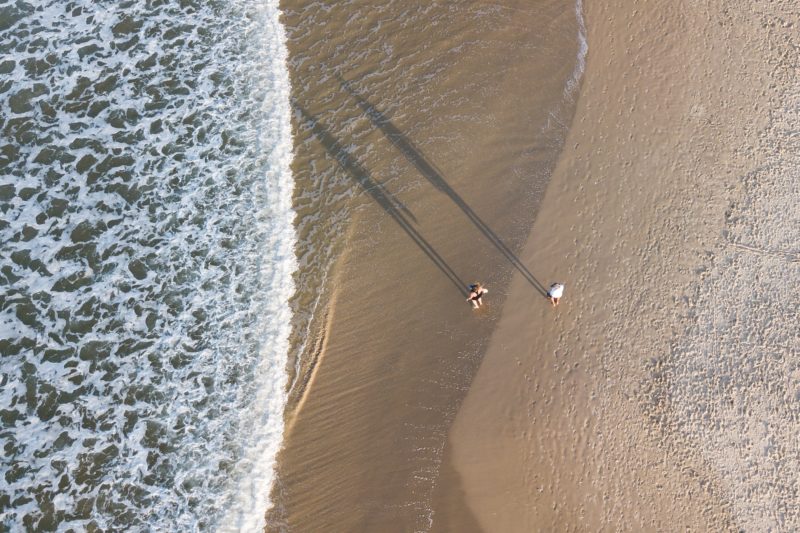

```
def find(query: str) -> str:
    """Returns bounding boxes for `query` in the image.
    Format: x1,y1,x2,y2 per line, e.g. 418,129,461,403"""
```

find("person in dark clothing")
467,282,488,309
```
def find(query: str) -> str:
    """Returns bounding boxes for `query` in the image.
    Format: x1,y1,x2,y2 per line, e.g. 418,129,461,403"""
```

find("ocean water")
0,1,295,531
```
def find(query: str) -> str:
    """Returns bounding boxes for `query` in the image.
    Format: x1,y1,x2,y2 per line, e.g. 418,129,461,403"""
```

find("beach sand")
446,1,799,531
269,0,798,530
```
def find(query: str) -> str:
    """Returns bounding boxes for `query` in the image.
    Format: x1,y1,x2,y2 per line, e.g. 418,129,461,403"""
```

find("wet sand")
447,0,799,531
269,1,582,530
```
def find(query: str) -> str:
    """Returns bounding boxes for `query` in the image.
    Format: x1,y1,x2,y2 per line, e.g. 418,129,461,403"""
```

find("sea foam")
564,0,588,98
0,0,295,531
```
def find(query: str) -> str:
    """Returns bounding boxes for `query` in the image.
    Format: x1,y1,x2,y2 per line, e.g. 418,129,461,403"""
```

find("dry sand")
447,1,799,531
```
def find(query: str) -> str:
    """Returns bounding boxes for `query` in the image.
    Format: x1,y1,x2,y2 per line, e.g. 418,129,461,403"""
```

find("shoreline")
269,1,584,529
446,0,797,530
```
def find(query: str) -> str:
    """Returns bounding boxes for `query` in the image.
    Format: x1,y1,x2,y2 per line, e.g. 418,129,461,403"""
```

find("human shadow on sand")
294,103,467,296
339,77,548,298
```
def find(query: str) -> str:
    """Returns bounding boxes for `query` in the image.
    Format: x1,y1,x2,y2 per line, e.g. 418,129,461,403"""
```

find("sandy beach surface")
268,0,798,530
447,0,799,531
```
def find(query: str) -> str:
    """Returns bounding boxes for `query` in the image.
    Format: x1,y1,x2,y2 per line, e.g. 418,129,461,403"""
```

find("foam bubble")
565,0,588,98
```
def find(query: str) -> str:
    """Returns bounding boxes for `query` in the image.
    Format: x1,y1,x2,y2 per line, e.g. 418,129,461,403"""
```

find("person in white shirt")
547,282,564,307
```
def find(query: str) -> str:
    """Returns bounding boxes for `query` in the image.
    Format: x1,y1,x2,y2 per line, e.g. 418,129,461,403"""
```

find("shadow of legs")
294,102,467,296
338,78,548,298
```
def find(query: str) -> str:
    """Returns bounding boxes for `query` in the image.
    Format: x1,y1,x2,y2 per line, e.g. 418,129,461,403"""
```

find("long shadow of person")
339,77,549,298
294,102,467,296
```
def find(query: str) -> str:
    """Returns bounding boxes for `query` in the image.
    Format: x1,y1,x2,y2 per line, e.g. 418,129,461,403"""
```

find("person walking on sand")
467,282,488,309
547,282,565,307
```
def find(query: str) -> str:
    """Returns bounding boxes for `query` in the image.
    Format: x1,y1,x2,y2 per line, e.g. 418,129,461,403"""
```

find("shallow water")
0,1,294,530
271,0,586,530
283,0,587,391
